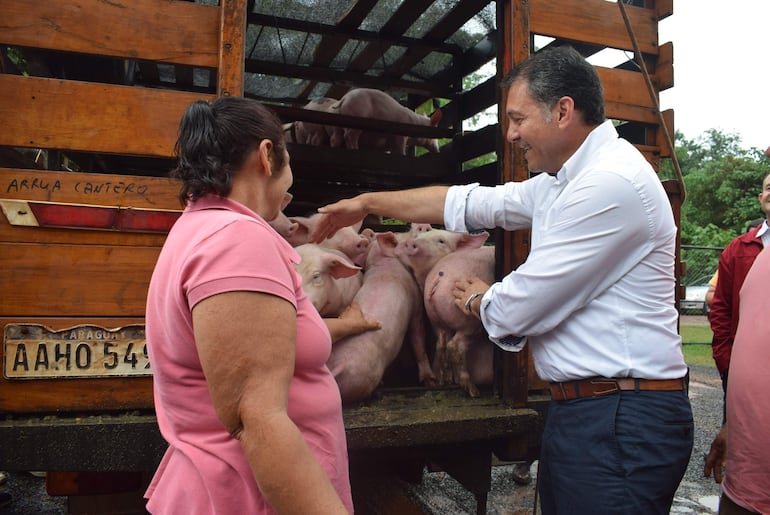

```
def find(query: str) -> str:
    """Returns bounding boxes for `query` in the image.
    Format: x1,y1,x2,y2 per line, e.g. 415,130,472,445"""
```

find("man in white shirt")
312,45,693,514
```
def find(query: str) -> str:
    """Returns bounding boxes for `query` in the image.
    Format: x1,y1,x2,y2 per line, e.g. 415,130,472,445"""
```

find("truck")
0,0,683,512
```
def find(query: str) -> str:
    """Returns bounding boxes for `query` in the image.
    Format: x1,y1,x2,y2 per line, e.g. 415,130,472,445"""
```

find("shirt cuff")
444,182,480,233
479,288,526,352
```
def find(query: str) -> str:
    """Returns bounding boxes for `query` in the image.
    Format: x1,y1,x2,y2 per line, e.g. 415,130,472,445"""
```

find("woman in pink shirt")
145,97,354,514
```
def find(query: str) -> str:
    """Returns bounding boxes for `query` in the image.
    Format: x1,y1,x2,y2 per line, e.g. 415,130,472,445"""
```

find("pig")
326,232,430,402
291,214,371,267
294,244,363,318
268,210,302,244
294,97,338,146
267,193,302,244
327,88,442,155
395,229,490,289
422,245,496,397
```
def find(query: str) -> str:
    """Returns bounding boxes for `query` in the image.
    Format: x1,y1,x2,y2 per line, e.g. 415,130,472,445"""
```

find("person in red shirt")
709,171,770,393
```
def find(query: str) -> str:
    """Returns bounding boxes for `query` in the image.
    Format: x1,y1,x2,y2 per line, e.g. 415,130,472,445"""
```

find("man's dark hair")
501,45,605,126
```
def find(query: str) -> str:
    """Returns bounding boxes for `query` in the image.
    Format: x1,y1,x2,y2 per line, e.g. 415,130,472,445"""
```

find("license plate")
4,324,151,379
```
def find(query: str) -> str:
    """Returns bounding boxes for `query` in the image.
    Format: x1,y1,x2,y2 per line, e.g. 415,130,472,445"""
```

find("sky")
657,1,768,151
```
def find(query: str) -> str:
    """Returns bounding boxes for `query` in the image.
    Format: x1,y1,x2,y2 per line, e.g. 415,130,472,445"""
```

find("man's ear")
556,96,574,125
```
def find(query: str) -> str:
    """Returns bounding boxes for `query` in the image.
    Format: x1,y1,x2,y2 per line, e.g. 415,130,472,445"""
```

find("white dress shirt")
444,120,688,382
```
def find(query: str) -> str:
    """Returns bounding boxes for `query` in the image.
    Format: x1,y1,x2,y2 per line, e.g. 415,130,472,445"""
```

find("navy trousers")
538,389,693,515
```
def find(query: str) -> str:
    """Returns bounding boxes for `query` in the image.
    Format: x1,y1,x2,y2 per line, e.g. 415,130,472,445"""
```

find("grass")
680,323,715,368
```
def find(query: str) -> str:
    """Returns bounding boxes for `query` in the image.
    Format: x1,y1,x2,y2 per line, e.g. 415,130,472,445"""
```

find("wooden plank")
0,168,180,245
656,0,674,20
657,109,675,159
0,318,154,413
605,101,658,125
0,0,219,68
531,0,658,55
0,222,168,247
657,41,674,91
0,244,159,316
457,77,498,122
343,388,539,449
0,75,214,156
218,0,247,97
598,66,656,109
454,125,498,163
0,169,181,208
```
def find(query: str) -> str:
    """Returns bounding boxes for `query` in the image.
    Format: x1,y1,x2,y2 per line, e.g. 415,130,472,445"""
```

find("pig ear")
360,228,376,241
457,231,490,249
280,193,293,211
324,253,361,279
288,216,315,244
376,231,399,256
429,109,442,126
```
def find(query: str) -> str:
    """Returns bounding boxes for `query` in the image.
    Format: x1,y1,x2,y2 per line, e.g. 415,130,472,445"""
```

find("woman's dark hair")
501,45,605,126
171,96,286,205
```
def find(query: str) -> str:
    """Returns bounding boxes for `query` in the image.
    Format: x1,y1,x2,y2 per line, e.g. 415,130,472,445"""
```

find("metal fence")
681,245,723,286
679,245,723,315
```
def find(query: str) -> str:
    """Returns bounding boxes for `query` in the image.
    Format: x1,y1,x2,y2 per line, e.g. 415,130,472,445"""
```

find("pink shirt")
144,195,352,514
723,246,770,512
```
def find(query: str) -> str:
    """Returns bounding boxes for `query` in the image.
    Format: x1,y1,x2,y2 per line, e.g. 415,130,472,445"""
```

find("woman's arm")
325,302,381,342
193,291,348,514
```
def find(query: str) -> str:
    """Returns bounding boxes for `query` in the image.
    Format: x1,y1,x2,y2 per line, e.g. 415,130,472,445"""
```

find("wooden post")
218,0,247,97
495,0,533,407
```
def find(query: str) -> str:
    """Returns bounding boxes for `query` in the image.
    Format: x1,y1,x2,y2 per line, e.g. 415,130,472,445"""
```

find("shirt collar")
757,220,769,238
187,194,258,218
557,120,617,182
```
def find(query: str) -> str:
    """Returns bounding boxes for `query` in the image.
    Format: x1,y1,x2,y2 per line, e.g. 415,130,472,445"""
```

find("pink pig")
395,229,490,289
294,244,363,318
423,245,496,397
291,214,371,267
327,88,442,155
326,232,430,403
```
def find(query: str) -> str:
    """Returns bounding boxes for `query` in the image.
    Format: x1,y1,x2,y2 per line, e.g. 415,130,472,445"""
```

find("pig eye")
312,272,324,285
438,238,446,245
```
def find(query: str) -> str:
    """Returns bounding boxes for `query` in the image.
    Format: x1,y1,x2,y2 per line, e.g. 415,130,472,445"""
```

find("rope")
617,0,686,203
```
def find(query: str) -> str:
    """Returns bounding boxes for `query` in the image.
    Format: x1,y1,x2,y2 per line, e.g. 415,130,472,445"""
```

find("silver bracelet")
464,292,483,314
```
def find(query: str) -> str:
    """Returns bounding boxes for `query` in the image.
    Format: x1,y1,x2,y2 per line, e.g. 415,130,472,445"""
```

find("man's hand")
452,277,490,319
311,196,368,243
703,423,727,484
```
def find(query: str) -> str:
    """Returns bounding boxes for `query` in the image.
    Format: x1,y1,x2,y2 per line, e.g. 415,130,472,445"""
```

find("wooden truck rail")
1,0,678,511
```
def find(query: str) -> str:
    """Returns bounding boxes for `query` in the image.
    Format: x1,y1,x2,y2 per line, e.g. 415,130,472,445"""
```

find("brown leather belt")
549,376,688,401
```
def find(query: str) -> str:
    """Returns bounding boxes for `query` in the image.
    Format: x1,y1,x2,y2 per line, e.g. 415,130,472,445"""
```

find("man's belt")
549,376,688,401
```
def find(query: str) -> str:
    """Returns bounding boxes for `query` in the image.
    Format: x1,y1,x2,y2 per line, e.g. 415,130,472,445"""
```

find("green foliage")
4,47,29,76
670,129,770,246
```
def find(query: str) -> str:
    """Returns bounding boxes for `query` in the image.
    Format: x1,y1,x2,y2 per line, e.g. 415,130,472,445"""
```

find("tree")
673,129,770,247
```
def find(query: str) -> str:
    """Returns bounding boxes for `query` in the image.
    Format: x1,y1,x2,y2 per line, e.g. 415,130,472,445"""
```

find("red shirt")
709,225,764,375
